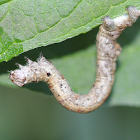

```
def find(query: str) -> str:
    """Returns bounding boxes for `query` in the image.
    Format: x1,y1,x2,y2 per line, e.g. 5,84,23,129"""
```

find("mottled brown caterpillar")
9,6,140,113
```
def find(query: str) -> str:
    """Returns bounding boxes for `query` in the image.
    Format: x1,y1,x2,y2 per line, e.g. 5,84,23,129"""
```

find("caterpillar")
9,6,140,113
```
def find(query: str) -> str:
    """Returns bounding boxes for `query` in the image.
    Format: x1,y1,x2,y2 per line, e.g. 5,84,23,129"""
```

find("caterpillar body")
9,6,140,113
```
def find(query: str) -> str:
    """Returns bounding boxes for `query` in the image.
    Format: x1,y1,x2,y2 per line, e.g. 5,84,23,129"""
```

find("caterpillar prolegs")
9,6,140,113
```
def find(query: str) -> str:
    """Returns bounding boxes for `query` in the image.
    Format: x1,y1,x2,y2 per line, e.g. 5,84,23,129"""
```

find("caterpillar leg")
102,6,140,31
126,6,140,23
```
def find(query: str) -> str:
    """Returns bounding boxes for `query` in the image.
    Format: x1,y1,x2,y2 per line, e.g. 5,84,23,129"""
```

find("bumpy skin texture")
9,6,140,113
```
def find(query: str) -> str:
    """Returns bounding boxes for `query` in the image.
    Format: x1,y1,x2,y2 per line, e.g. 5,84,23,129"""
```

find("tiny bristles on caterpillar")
9,6,140,113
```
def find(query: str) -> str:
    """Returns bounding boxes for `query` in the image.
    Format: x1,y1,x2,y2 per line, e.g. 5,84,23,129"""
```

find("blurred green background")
1,18,140,139
0,84,140,140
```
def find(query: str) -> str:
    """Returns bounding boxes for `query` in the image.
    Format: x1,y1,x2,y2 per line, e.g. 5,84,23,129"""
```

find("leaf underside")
0,0,140,62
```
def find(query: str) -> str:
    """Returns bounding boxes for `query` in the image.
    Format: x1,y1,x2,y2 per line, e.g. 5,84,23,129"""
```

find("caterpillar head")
9,64,35,87
9,55,56,87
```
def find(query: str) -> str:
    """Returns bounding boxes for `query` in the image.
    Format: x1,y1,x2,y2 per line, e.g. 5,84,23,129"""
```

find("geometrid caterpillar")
9,6,140,113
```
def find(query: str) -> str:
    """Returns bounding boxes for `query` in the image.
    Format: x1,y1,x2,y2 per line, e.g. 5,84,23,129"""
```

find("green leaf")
0,0,11,5
0,0,140,62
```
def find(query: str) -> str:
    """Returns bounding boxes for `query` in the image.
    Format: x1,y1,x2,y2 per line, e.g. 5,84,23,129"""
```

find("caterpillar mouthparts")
9,6,140,113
